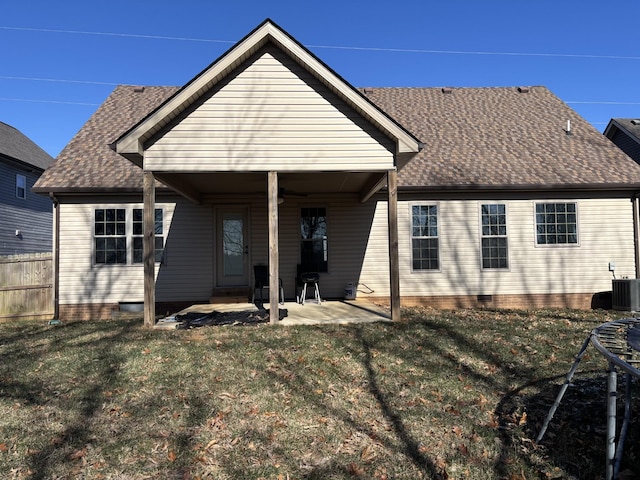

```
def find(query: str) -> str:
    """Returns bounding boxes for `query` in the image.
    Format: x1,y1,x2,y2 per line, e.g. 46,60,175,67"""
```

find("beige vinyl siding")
58,196,214,305
145,48,394,172
360,197,636,298
251,195,378,300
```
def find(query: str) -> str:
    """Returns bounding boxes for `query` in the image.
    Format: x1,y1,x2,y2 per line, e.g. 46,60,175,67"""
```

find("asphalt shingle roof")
0,121,53,171
34,86,179,192
34,84,640,193
364,86,640,189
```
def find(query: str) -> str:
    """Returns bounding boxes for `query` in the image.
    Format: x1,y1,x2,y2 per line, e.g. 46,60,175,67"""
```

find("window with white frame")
535,202,578,245
16,174,26,199
94,208,127,264
411,204,439,270
132,208,164,263
94,207,164,265
481,203,508,269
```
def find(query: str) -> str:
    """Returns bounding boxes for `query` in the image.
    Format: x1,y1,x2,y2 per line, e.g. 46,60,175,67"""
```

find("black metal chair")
296,264,322,305
252,264,284,305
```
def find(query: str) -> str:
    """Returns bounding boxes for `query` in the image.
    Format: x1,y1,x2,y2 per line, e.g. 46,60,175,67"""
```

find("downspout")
49,192,60,320
633,193,640,279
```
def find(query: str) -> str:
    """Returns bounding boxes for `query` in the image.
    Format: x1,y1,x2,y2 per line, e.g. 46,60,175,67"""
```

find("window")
535,202,578,245
94,207,164,264
411,204,439,270
300,207,327,272
132,208,164,263
16,174,26,199
481,204,508,269
94,208,127,264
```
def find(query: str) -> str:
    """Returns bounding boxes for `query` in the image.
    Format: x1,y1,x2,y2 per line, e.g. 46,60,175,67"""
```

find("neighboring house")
604,118,640,164
33,19,640,323
0,121,54,255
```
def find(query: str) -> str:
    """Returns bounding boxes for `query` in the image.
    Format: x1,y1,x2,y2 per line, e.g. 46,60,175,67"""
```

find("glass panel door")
216,208,249,286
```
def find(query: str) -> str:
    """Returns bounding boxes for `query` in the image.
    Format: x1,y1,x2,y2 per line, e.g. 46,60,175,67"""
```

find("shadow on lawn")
0,320,140,480
501,374,640,479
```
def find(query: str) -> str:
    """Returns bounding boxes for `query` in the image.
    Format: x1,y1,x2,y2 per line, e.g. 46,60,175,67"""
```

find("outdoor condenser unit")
612,279,640,311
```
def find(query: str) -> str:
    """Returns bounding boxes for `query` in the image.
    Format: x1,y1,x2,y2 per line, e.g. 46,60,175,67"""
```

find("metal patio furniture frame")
537,317,640,480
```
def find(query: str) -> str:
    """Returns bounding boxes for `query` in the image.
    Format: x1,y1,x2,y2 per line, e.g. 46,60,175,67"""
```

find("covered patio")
112,20,421,327
154,299,391,329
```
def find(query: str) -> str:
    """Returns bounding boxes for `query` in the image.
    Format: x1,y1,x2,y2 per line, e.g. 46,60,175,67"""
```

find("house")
604,118,640,164
33,19,640,324
0,121,54,255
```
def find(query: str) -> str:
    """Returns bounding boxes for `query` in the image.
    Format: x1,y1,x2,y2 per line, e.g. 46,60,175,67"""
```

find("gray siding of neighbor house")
609,128,640,164
0,161,52,255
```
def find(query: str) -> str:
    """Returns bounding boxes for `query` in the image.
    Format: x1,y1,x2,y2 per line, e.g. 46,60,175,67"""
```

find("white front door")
216,207,249,287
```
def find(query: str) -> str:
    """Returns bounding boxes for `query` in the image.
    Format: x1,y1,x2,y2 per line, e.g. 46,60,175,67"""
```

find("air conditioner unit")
612,279,640,311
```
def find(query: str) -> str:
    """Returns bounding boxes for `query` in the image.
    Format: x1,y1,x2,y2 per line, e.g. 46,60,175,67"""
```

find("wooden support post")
387,169,401,322
268,171,279,324
143,171,156,328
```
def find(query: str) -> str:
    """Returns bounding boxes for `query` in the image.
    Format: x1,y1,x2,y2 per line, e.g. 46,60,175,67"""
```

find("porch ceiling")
158,171,386,197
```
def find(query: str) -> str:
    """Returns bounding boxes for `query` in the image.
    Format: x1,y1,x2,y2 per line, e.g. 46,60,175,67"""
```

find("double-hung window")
535,202,578,245
94,207,164,265
481,203,508,269
16,174,26,199
300,207,328,272
411,204,439,270
132,208,165,263
94,208,127,264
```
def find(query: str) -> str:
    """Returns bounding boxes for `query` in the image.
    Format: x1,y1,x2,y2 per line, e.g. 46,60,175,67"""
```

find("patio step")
210,287,251,304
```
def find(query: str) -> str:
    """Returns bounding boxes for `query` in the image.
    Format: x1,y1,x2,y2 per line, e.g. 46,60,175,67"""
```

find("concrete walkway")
155,299,391,329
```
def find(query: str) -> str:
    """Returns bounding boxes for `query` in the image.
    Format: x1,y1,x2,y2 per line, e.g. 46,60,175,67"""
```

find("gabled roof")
34,85,640,193
114,19,421,162
604,118,640,143
366,87,640,190
0,121,53,171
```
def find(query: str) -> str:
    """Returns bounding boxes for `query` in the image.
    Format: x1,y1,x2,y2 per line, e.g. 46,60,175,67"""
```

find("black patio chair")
252,264,284,305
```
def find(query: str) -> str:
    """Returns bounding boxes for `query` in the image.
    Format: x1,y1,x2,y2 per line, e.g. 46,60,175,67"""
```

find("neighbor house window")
94,207,164,264
481,203,508,269
94,208,127,264
300,207,327,272
535,202,578,245
132,208,164,263
411,204,439,270
16,174,26,199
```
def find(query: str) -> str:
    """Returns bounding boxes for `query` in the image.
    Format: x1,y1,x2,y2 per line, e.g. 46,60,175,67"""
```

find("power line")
2,25,640,61
0,97,100,106
567,101,640,106
0,75,120,86
0,26,234,44
4,75,640,107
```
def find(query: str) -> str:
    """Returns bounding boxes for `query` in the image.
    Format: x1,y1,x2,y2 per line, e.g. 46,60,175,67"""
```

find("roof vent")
517,87,530,93
631,119,640,125
565,119,572,135
441,87,453,94
363,88,374,95
133,86,145,93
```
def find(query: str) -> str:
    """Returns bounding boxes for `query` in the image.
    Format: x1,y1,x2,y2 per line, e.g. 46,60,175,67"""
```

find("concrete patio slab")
154,299,391,329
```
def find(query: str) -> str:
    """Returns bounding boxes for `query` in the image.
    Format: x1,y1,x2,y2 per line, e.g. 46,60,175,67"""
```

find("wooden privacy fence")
0,253,54,321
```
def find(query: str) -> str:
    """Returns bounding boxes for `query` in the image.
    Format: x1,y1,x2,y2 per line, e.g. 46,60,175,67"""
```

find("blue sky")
1,0,639,157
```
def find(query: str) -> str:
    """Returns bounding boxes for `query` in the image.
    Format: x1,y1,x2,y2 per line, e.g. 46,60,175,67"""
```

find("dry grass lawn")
0,307,638,479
